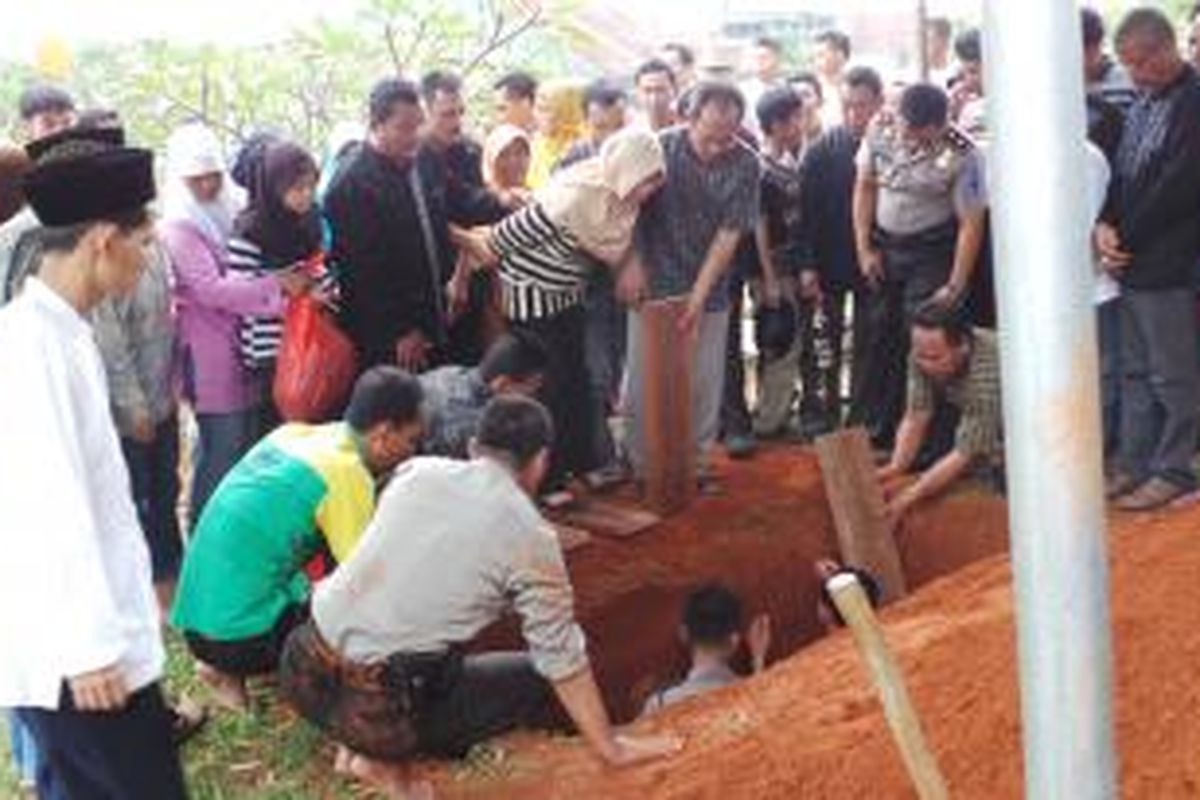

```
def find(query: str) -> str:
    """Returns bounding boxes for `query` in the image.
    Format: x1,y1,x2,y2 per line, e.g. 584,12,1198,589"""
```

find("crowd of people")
2,3,1200,797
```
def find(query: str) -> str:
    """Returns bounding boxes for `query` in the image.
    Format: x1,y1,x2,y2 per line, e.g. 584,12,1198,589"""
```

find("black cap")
22,126,154,227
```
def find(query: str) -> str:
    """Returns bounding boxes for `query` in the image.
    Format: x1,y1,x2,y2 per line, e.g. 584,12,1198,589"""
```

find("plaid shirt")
634,126,760,311
417,366,492,459
907,328,1003,463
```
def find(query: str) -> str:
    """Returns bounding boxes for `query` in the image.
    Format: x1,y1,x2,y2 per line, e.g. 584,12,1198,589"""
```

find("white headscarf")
162,123,241,248
535,127,666,266
482,124,532,192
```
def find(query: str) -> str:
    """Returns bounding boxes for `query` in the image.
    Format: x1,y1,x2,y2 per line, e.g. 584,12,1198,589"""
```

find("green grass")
1,632,369,800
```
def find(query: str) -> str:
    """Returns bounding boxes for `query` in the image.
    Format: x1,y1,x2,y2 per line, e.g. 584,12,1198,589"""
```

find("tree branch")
461,0,542,76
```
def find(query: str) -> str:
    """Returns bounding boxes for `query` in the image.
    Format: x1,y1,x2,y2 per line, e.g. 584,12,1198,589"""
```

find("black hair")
954,28,983,63
635,58,677,88
816,30,852,59
475,395,555,468
927,17,953,41
688,81,746,121
344,366,423,433
1081,8,1106,49
819,567,882,626
1115,7,1177,50
36,206,152,256
368,78,421,128
479,331,550,384
661,42,696,68
494,71,539,102
76,108,122,130
230,129,282,191
899,83,949,129
844,65,884,98
682,583,743,647
420,70,463,104
1193,2,1200,23
754,36,783,55
583,79,627,112
756,87,804,136
787,70,824,102
911,300,973,347
18,84,75,122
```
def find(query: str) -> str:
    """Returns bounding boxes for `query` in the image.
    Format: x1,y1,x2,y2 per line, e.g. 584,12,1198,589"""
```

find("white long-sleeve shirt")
0,279,163,709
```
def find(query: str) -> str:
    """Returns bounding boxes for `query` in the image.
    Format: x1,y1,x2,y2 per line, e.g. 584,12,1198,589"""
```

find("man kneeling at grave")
877,302,1003,519
418,330,548,459
171,367,424,710
280,396,681,797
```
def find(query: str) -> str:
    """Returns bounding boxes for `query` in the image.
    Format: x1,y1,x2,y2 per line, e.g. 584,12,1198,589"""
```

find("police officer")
850,82,987,449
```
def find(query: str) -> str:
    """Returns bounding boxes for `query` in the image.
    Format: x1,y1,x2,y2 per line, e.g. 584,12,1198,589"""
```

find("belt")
873,219,959,250
299,622,393,691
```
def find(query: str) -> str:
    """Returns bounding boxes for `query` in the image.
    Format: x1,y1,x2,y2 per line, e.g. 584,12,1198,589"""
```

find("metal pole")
983,2,1117,798
917,0,930,82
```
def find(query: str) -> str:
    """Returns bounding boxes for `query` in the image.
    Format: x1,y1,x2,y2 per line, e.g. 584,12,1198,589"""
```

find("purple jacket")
162,220,284,415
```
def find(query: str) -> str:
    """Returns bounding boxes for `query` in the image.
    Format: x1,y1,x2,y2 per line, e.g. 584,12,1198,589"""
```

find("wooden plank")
553,499,662,539
828,573,948,799
814,427,907,602
553,523,593,553
640,297,695,515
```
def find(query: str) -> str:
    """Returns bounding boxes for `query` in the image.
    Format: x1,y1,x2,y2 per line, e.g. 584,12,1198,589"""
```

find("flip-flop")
171,698,209,747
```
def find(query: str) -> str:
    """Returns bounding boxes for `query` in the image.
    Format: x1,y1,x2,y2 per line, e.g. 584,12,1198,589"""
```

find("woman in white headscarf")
160,123,310,521
467,127,666,489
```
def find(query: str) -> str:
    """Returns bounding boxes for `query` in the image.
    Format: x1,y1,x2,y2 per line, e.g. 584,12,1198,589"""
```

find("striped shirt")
490,203,589,322
227,237,337,370
907,328,1003,462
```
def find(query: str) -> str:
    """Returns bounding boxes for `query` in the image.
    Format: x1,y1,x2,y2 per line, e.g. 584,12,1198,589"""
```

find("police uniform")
851,114,987,449
857,111,985,313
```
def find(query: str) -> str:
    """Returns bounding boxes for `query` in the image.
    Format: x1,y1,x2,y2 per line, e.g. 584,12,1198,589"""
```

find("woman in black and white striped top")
227,141,333,377
472,127,666,487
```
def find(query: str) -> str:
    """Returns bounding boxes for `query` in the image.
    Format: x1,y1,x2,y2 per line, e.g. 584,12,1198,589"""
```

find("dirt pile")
431,451,1200,798
429,447,1052,797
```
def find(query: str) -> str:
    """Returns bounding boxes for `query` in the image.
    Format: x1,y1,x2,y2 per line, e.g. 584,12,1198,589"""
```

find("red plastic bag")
273,294,358,422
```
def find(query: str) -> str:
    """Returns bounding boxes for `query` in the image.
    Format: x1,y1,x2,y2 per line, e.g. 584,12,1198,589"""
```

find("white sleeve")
3,337,130,676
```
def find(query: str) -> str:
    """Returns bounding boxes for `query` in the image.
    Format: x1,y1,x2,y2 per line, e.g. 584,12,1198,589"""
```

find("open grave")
425,444,1023,796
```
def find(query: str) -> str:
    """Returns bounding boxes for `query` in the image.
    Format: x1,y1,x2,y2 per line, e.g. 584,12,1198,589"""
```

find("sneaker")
1115,477,1189,511
724,433,757,460
1104,471,1141,500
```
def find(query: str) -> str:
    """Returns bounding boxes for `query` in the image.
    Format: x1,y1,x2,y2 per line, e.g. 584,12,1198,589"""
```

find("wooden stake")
640,297,695,515
815,427,907,601
828,573,949,800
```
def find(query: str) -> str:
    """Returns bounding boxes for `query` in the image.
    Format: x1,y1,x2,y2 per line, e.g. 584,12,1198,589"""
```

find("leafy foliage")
1,0,584,154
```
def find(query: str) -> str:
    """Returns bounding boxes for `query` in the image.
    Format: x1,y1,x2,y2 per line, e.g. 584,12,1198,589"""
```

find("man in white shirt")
0,126,187,798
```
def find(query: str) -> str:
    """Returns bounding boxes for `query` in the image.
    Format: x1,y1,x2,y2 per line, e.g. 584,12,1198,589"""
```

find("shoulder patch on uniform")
945,125,976,153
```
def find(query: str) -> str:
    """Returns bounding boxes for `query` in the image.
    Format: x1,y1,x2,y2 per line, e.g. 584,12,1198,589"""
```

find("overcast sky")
1,0,987,59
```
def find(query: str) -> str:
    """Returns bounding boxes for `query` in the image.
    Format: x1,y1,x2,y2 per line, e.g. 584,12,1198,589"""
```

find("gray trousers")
1116,288,1199,489
622,308,730,475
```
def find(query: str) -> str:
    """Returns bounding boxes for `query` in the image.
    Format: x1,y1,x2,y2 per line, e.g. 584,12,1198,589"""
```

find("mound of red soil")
429,448,1089,796
433,463,1200,798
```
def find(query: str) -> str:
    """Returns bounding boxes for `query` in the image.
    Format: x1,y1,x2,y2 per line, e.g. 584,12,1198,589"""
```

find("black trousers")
416,652,553,759
184,602,309,677
513,305,598,485
16,683,187,800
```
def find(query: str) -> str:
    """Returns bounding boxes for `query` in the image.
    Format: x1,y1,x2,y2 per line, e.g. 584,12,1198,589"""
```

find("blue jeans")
7,711,43,788
121,415,183,582
192,408,261,525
